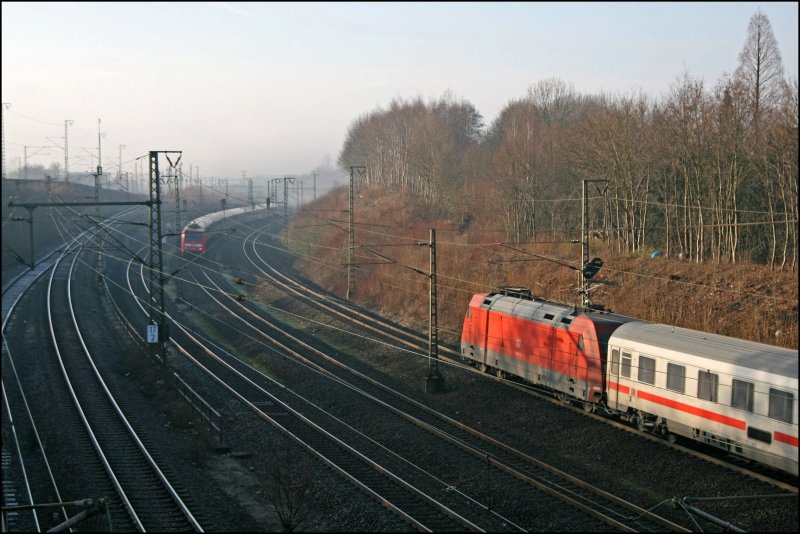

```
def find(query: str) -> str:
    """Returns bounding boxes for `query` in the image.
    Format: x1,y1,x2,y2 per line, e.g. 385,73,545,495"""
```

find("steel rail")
124,259,482,532
48,243,144,531
1,382,41,531
201,262,688,533
65,248,203,532
42,214,202,531
1,207,146,531
246,224,799,494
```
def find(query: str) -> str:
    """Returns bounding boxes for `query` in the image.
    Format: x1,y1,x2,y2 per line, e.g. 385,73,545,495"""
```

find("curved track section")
126,259,484,532
196,263,688,533
126,211,691,531
244,224,798,493
48,246,202,531
3,209,203,532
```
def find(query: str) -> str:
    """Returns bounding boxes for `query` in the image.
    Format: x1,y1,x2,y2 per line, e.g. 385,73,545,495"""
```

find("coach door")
610,348,634,410
609,348,633,410
609,348,620,408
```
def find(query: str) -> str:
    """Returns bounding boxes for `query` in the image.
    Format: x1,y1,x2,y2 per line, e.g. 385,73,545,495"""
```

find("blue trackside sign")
147,324,158,344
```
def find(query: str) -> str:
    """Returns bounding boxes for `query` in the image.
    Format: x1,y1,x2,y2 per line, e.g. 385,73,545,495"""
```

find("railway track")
16,206,787,532
2,245,69,532
243,223,798,494
190,258,689,532
3,213,203,532
125,259,485,531
48,250,143,530
115,212,688,531
1,382,46,532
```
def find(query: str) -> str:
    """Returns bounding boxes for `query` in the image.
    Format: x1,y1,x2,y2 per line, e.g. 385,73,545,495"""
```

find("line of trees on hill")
338,11,798,269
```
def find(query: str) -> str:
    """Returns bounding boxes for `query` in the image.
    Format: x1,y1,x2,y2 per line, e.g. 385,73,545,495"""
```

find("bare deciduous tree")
335,14,796,270
735,9,786,129
528,77,580,126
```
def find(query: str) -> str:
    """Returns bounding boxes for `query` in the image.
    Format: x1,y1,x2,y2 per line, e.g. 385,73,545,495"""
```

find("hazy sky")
2,2,798,180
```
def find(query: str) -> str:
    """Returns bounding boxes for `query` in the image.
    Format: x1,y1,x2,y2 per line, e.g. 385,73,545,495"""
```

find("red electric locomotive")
460,287,632,408
460,286,799,475
180,222,207,254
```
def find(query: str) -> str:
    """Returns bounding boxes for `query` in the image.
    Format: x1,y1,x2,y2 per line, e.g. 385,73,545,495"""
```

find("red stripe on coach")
636,389,746,430
608,381,746,430
774,431,799,447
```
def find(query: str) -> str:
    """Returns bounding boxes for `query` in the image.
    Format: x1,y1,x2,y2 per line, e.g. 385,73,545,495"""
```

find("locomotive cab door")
609,348,620,409
464,298,491,370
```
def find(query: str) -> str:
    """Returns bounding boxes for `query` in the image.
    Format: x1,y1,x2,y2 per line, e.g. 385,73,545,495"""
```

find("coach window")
621,352,632,378
666,363,685,393
768,388,794,424
697,370,719,402
731,379,754,413
638,356,656,385
611,349,620,375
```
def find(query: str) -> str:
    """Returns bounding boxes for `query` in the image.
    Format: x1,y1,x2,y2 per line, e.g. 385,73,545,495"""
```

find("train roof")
609,321,798,379
182,204,267,234
474,291,634,330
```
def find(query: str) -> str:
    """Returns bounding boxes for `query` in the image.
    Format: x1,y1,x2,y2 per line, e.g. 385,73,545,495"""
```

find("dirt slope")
287,186,798,350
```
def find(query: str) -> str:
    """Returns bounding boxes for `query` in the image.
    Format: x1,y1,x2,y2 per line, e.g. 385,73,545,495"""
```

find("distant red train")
460,287,798,475
180,222,206,254
180,204,269,255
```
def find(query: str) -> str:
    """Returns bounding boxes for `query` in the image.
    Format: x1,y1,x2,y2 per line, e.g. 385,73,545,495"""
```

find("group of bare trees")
338,11,797,268
339,92,483,204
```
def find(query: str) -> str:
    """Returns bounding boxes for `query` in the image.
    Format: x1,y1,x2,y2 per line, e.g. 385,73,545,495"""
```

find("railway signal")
580,179,609,310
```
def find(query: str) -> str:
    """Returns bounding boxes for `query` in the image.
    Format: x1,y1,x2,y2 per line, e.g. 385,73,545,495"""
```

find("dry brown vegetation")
287,186,798,350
